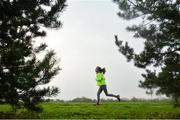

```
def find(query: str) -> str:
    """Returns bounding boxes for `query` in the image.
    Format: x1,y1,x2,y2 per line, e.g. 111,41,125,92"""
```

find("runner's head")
95,66,101,73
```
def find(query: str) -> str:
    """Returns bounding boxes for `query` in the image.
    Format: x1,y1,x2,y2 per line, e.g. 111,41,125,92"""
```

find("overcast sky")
40,0,158,100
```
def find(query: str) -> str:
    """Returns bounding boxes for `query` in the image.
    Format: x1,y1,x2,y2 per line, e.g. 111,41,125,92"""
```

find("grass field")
0,101,180,119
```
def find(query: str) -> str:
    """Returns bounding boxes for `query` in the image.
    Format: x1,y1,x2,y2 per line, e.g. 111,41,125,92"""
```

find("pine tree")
114,0,180,106
0,0,66,111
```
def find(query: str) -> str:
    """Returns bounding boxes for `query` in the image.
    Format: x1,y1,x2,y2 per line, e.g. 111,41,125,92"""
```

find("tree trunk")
174,96,180,107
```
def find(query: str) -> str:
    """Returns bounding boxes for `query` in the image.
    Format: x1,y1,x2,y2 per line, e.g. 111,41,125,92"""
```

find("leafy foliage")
114,0,180,106
0,0,66,111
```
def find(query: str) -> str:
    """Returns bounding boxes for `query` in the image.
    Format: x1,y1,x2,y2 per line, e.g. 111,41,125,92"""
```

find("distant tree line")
41,97,172,103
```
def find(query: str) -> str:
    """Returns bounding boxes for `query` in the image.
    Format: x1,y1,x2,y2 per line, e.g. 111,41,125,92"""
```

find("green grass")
0,101,180,119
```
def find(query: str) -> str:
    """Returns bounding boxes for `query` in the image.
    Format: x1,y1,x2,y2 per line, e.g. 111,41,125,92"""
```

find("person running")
95,66,120,105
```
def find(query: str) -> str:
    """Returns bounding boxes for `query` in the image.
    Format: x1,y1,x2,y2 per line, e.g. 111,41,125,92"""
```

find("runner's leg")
103,85,118,98
97,86,103,104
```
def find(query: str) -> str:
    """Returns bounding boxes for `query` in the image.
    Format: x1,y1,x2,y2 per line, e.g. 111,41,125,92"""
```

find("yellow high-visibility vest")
96,72,106,86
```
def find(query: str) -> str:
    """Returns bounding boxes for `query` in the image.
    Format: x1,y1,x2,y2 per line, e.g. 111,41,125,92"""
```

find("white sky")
40,0,159,100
